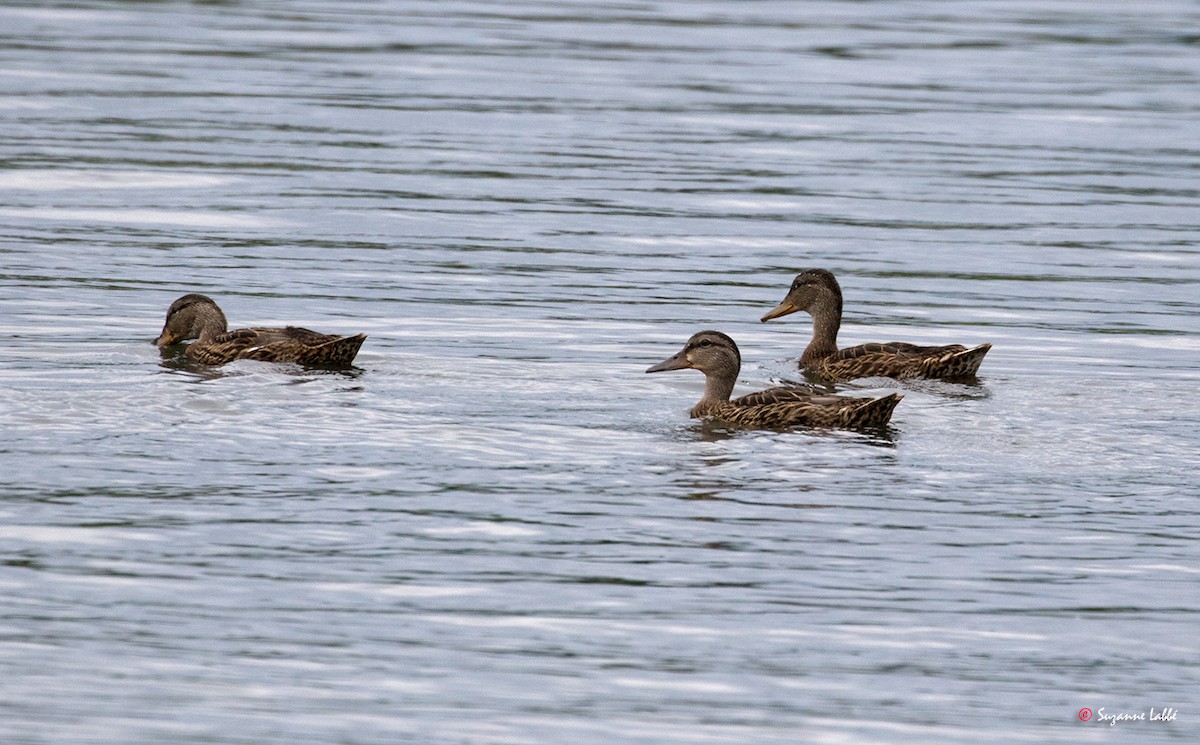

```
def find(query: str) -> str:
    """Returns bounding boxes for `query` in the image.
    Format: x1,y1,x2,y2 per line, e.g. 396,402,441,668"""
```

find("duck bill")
154,331,176,347
646,349,691,373
760,299,799,322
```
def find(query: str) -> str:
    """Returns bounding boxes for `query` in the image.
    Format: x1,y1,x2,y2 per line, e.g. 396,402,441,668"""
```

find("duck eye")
698,339,712,347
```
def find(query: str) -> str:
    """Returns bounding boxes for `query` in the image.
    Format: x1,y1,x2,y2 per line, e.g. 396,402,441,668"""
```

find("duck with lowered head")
761,268,990,382
646,330,901,429
154,293,366,367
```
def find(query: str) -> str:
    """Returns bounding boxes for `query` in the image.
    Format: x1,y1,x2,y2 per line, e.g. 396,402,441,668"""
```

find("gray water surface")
2,1,1198,743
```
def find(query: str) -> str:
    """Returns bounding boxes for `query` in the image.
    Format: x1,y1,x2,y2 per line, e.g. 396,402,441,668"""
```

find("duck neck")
801,294,842,365
193,308,228,342
690,363,738,418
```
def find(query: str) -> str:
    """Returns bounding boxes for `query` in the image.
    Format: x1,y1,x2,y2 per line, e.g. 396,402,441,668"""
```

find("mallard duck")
154,293,366,367
646,330,901,429
761,269,991,382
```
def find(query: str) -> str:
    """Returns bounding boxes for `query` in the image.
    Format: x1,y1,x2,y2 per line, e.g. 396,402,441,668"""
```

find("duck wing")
732,385,825,407
186,326,365,366
815,342,990,381
711,392,901,429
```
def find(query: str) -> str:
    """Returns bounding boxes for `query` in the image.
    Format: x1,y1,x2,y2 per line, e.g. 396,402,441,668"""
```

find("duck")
154,293,366,367
760,268,991,382
646,330,901,429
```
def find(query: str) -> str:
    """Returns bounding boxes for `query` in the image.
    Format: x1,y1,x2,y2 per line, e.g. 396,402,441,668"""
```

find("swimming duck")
761,269,990,382
154,293,366,367
646,330,901,429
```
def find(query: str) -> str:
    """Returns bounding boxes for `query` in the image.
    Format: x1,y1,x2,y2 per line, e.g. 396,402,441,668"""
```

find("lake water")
1,1,1197,743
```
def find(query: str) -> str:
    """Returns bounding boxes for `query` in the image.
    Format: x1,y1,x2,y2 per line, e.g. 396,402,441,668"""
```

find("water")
2,1,1198,743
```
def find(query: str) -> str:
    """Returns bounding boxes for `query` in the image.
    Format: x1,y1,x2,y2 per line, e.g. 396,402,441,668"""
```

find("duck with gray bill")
761,268,991,382
647,330,901,429
154,293,366,367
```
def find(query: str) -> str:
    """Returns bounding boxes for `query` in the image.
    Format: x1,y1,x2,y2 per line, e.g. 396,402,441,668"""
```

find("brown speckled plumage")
154,293,366,367
761,268,990,382
646,331,900,430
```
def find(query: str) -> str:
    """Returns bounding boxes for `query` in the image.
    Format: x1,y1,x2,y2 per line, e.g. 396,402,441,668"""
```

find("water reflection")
686,418,900,447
